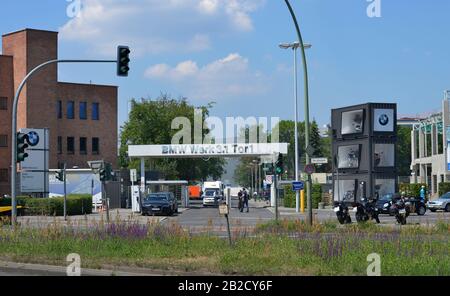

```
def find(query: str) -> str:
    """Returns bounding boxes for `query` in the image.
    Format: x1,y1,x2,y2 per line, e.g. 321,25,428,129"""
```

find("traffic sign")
312,158,328,164
305,164,315,175
265,175,274,185
292,181,304,191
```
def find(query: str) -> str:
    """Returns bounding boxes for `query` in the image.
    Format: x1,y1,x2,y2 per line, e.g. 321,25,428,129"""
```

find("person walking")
420,186,427,202
242,188,249,213
238,190,243,212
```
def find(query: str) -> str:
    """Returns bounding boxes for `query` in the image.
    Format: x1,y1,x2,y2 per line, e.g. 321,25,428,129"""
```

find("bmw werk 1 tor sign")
128,143,289,158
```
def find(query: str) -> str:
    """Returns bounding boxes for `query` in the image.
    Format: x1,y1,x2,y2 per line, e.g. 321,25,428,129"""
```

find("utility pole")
274,167,279,221
284,0,313,225
63,163,67,221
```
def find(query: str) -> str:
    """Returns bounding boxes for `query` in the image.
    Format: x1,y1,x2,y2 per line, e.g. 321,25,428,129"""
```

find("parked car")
202,189,222,207
427,192,450,212
141,192,178,216
375,193,394,214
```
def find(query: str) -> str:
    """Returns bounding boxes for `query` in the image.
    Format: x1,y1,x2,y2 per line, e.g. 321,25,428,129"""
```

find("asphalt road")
165,198,273,233
165,198,450,232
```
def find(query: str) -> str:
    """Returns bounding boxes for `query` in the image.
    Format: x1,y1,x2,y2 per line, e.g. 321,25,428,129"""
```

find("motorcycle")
334,202,352,224
355,197,380,224
405,197,427,216
389,197,410,225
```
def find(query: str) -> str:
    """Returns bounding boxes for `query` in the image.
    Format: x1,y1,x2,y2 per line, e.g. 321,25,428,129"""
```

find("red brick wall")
0,55,14,195
0,29,118,195
56,82,118,169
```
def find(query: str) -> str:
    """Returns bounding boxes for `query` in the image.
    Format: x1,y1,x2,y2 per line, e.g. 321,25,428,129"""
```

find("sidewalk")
17,208,190,228
266,206,336,221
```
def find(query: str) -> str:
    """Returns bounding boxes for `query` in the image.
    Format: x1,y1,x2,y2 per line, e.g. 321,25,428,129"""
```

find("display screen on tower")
374,144,395,167
341,109,364,135
338,145,360,169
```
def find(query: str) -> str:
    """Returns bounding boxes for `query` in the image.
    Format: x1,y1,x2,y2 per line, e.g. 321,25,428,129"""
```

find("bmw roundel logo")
378,114,389,126
27,131,40,147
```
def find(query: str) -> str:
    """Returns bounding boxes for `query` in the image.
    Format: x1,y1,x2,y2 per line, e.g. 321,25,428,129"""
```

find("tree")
119,94,226,181
397,126,412,176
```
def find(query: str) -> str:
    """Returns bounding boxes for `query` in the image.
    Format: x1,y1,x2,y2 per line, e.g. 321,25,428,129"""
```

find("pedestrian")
238,190,243,212
420,186,427,202
242,188,249,213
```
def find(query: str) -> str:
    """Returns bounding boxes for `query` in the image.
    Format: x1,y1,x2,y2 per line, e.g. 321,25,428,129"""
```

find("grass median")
0,219,448,276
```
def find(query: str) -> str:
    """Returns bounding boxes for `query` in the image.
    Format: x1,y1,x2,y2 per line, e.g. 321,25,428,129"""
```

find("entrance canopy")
128,143,289,159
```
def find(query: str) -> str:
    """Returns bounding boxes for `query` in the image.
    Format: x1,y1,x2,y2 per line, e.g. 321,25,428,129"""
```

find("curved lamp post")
10,59,116,226
283,0,313,225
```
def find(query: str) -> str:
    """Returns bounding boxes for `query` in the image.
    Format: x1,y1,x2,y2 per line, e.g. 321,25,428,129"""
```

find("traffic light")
117,46,130,77
99,167,107,182
56,169,65,182
99,163,113,182
16,132,29,163
275,153,284,175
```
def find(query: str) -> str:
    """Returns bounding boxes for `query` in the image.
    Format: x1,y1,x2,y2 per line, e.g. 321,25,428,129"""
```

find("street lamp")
283,0,313,225
279,42,311,213
252,160,258,197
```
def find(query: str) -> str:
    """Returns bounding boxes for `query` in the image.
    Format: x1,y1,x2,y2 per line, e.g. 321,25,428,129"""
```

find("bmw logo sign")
378,114,389,126
27,131,40,147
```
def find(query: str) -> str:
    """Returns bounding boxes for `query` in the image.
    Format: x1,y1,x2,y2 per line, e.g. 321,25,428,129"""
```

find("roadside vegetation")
0,219,448,276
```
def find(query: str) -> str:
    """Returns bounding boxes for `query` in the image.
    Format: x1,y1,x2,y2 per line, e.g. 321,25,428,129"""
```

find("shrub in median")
283,184,322,209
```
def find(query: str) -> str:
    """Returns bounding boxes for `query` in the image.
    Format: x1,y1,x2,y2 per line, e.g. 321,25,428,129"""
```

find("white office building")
410,91,450,197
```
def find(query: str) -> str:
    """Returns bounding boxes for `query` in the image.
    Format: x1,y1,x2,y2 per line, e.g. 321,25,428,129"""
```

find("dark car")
141,192,178,216
375,193,394,214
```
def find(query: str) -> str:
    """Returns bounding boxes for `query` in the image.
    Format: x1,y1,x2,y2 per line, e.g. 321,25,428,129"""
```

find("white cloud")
145,53,269,100
59,0,265,56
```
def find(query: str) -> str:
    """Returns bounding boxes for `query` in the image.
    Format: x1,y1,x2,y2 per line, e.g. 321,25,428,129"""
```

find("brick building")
0,28,118,195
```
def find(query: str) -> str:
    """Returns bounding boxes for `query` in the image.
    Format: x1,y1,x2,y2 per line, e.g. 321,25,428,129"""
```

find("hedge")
0,195,92,216
438,182,450,196
399,183,427,197
283,183,322,209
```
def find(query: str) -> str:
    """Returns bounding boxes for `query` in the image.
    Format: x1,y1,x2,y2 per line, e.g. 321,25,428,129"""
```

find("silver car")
427,192,450,212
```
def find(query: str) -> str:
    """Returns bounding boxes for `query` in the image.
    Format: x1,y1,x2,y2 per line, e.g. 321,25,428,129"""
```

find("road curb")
0,260,222,276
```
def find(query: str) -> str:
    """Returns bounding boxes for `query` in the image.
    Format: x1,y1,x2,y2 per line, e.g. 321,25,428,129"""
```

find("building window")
0,97,7,110
79,102,87,120
92,103,99,120
0,169,8,183
80,137,87,155
57,100,62,119
92,137,99,155
67,137,75,154
0,135,7,148
58,136,62,154
67,101,75,119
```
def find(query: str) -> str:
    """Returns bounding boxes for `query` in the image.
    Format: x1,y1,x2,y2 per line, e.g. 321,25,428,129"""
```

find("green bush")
283,183,322,209
399,183,427,197
0,195,92,216
0,197,30,207
438,182,450,196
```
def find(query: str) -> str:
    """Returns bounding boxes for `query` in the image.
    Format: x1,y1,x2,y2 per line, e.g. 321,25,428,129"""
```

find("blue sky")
1,0,450,132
